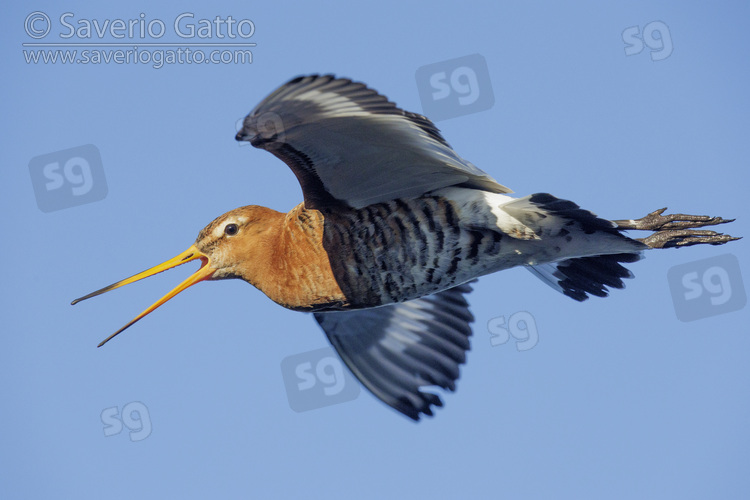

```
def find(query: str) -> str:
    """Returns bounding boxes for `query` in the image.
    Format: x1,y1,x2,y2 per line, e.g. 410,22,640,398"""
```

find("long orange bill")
71,245,214,347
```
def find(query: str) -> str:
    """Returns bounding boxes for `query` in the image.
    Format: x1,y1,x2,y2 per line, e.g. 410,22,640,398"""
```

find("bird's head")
193,205,283,280
72,205,283,347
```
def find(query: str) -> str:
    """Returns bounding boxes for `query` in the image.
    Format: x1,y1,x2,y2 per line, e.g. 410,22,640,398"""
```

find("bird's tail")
508,193,647,301
527,253,643,301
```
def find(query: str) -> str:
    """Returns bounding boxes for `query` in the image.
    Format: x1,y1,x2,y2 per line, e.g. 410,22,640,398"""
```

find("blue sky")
2,1,748,498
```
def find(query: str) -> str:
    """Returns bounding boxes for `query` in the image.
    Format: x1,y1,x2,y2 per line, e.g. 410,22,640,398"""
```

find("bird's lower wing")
314,283,474,421
236,75,510,210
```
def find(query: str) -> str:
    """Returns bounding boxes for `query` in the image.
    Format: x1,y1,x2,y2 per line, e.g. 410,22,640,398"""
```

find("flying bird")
72,75,739,420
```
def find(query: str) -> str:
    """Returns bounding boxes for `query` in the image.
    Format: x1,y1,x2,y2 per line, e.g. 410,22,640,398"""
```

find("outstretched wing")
313,283,474,421
236,75,511,210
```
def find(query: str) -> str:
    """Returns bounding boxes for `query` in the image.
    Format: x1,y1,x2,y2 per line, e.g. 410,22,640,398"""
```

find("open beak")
71,244,214,347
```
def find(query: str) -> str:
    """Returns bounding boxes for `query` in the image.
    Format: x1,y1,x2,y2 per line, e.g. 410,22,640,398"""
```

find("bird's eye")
224,223,239,236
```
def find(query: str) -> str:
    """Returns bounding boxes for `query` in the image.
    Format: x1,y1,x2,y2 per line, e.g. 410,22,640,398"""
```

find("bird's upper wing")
236,75,511,210
313,283,474,420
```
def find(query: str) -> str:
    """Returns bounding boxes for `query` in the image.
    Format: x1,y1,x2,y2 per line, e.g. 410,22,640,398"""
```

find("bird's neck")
255,204,348,311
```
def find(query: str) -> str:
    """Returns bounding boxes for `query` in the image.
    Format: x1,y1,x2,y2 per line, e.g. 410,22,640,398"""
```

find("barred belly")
320,194,511,309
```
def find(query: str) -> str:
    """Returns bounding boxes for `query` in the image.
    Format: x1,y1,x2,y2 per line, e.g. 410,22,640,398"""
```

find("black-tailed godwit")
73,75,739,420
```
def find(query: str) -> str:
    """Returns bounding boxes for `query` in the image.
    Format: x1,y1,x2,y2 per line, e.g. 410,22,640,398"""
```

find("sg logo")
296,356,347,396
622,21,673,61
235,111,286,147
415,53,495,121
28,144,107,212
430,67,481,107
280,347,360,413
101,401,152,442
488,311,539,351
667,254,746,322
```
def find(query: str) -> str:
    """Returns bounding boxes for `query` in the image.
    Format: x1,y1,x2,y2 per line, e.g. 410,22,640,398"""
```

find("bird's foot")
637,229,740,249
614,208,734,231
613,208,741,249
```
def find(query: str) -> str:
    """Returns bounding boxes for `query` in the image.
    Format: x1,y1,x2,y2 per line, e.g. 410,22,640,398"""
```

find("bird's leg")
613,208,741,249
